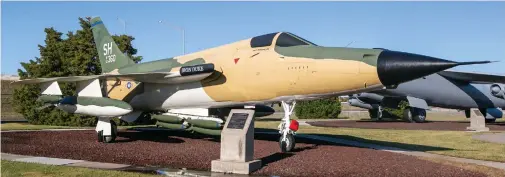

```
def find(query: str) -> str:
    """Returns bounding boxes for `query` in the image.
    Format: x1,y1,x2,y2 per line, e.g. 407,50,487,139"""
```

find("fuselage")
374,73,505,109
101,32,489,112
123,33,384,111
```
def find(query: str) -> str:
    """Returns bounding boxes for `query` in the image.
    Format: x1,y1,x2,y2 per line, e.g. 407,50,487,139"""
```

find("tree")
13,17,144,126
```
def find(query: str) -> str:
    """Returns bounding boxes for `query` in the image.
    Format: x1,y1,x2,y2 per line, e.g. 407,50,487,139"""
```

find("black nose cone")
377,50,490,86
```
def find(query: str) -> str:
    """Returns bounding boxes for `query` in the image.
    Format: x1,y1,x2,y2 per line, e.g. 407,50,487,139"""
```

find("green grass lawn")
256,120,505,162
1,160,159,177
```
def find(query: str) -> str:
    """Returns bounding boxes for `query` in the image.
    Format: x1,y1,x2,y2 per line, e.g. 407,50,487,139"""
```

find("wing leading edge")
438,70,505,84
11,63,216,85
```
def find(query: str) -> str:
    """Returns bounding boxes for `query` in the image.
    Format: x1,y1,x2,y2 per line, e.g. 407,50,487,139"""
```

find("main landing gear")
96,117,118,143
369,106,384,121
278,101,299,152
402,107,427,123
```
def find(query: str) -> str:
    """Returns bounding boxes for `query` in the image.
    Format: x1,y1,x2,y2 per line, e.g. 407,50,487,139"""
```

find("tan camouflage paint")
105,78,140,101
170,33,381,102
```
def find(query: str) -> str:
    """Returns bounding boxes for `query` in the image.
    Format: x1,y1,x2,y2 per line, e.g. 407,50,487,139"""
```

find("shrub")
294,97,342,119
12,17,143,127
383,100,409,118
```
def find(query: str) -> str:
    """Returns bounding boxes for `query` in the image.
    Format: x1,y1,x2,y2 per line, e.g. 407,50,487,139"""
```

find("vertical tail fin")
90,17,135,74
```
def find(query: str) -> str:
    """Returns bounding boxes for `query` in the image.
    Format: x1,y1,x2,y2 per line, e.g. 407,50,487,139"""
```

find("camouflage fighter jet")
12,17,492,152
348,70,505,123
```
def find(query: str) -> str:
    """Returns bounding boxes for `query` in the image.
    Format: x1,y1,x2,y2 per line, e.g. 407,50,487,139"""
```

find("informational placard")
226,113,249,129
212,109,261,174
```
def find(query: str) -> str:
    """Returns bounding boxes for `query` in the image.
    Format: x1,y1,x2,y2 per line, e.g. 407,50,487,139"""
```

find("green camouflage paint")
274,46,383,67
90,17,136,73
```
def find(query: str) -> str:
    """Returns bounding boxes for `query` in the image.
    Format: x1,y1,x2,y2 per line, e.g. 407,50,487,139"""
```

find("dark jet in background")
348,70,505,123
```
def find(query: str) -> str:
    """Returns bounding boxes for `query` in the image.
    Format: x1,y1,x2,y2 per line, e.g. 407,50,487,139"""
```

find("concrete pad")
66,161,131,169
466,109,490,132
1,128,92,133
211,159,262,175
14,157,84,165
473,132,505,144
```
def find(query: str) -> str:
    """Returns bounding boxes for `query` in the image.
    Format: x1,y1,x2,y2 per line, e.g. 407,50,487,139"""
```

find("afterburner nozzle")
376,50,491,86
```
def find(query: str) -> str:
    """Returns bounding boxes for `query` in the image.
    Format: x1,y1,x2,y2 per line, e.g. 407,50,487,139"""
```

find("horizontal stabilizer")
438,70,505,84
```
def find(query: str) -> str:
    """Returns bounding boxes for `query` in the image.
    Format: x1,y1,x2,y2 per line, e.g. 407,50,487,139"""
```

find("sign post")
211,109,261,174
466,108,490,132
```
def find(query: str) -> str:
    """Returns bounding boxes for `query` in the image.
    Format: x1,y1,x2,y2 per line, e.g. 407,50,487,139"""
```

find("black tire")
485,119,496,123
97,130,104,142
402,108,414,123
369,109,383,121
98,121,118,143
411,108,427,123
110,120,118,141
104,121,117,143
369,109,378,119
279,134,295,153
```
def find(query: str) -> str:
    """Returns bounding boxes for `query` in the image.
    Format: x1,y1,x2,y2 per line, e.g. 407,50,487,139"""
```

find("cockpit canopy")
250,32,317,48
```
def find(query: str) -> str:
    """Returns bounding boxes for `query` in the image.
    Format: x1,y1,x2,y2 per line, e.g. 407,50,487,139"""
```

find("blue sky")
2,1,504,75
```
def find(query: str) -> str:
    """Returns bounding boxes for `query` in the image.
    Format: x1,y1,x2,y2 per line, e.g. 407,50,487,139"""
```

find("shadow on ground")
124,126,453,157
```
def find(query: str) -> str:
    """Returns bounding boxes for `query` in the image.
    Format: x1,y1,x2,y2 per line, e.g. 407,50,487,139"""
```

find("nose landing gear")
278,100,298,153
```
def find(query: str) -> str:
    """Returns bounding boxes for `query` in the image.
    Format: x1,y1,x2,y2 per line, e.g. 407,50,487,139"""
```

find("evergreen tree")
13,17,143,126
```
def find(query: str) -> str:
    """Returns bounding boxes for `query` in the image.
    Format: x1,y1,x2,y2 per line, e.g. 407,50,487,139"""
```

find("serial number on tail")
105,54,116,63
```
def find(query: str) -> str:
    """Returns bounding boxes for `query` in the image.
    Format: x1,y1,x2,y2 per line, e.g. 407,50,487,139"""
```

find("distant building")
1,74,25,121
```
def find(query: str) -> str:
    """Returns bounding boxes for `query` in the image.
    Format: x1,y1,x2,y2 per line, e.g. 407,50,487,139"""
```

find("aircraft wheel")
99,121,118,143
369,109,378,119
402,108,414,123
97,130,104,142
369,109,383,121
485,119,496,123
411,108,427,123
110,121,118,141
279,134,295,153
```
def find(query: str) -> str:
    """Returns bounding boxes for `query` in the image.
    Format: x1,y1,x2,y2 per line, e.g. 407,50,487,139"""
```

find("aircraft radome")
12,16,493,152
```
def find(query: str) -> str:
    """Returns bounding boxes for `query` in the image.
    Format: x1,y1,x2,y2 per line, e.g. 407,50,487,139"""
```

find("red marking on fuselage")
234,58,240,64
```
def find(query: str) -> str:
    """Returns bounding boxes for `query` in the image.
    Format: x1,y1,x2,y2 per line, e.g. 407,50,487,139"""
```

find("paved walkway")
473,132,505,144
1,128,93,133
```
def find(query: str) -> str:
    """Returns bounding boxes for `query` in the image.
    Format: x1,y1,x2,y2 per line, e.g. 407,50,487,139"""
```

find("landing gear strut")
369,106,383,121
278,100,297,152
96,117,118,143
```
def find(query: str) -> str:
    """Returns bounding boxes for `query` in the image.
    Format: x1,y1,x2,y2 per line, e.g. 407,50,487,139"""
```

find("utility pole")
117,17,129,56
117,17,127,35
158,20,185,55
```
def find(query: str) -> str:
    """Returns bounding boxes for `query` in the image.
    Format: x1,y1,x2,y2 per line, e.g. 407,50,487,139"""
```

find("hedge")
294,97,342,119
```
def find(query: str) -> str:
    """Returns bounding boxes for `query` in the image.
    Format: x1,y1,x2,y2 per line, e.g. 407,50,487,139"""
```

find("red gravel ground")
1,129,486,177
307,120,505,131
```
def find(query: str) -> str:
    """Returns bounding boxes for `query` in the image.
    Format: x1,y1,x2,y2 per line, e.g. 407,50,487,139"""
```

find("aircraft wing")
438,70,505,84
11,63,216,85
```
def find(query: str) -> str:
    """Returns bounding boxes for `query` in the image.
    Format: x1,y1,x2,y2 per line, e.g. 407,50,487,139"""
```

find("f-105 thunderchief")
12,16,492,152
